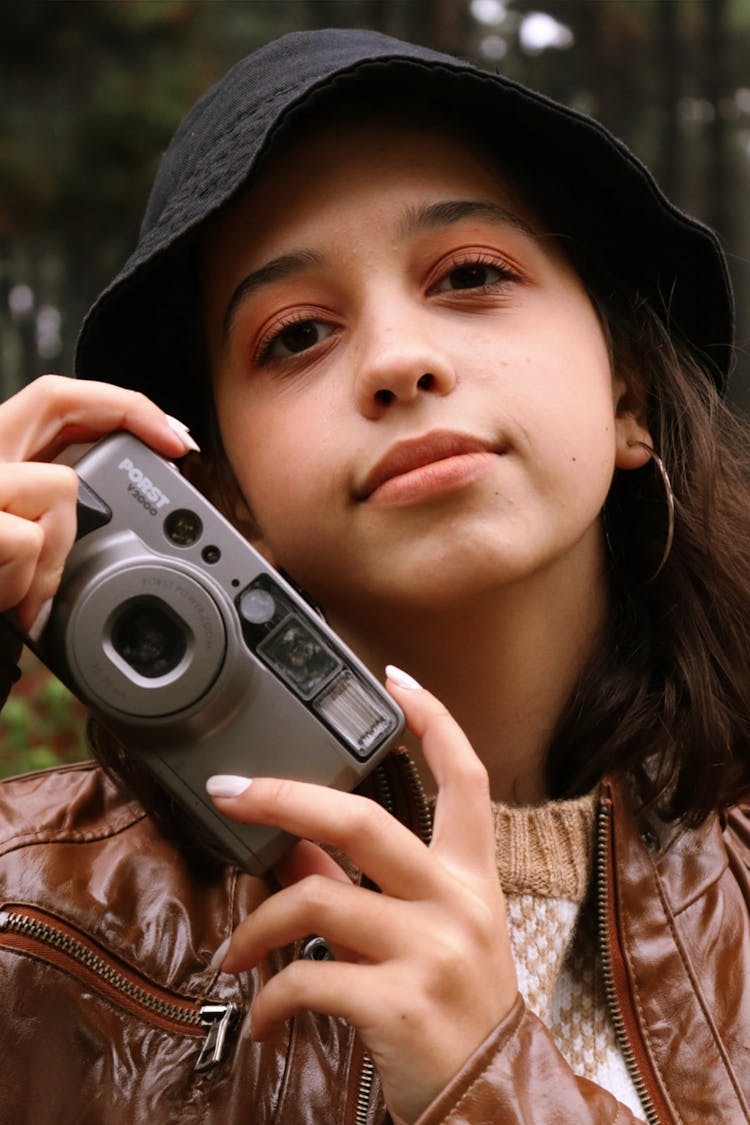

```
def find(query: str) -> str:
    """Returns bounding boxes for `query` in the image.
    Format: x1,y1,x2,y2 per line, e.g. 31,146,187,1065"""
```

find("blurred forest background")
1,0,749,777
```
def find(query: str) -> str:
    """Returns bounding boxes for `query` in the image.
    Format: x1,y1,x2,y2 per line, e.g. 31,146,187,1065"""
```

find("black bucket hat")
75,27,734,439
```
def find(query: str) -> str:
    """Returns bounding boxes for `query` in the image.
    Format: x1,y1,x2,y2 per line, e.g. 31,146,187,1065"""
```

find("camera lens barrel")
66,561,226,718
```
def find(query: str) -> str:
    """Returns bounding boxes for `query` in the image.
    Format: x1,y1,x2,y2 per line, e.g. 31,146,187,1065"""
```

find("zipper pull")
195,1002,239,1070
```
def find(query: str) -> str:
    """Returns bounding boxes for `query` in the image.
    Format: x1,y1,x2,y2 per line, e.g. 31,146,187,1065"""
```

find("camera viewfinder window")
257,615,339,699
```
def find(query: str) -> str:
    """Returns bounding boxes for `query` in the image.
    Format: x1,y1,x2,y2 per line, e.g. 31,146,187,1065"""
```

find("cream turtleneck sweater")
492,791,646,1120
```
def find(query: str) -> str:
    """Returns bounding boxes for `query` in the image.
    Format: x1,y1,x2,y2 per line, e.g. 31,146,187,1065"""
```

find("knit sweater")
492,792,646,1121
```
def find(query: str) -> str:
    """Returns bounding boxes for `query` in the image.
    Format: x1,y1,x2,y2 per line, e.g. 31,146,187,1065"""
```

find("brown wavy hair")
546,276,750,823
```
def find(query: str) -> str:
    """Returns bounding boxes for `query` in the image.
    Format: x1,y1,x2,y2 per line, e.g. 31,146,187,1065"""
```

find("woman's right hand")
0,374,197,635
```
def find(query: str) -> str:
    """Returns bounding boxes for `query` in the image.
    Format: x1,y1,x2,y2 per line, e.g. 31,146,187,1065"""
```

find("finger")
0,375,196,463
0,511,45,617
273,841,360,962
273,837,353,889
0,463,79,623
207,777,436,900
222,876,413,973
249,959,382,1042
385,669,496,876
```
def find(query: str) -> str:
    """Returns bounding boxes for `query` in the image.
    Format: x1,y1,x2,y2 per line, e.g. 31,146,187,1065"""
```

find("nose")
353,308,457,420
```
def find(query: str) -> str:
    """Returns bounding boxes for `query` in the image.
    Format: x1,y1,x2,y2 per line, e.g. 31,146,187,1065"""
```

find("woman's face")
202,115,650,624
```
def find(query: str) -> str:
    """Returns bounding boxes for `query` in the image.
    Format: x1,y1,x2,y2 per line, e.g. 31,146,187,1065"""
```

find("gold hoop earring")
627,440,675,582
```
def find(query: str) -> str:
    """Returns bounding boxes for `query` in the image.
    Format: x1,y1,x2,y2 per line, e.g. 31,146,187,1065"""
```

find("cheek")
510,353,618,501
220,419,330,565
229,445,302,526
553,395,618,491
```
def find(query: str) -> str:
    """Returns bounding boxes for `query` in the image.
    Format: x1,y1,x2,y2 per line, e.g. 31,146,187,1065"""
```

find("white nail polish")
165,414,201,453
385,664,422,691
28,598,54,642
206,775,253,798
209,936,232,972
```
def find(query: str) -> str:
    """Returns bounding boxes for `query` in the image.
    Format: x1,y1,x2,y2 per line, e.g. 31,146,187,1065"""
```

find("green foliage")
0,655,89,780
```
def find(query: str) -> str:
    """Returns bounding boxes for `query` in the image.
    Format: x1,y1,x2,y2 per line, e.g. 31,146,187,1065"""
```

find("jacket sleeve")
0,618,22,711
413,996,646,1125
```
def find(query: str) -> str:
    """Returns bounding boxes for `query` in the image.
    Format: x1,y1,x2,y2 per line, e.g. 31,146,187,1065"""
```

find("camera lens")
111,597,188,679
164,509,203,547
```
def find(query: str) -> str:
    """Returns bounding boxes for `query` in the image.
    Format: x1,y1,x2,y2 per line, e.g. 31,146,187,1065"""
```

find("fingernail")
209,936,232,972
206,775,253,798
166,414,201,453
385,664,422,691
28,598,54,642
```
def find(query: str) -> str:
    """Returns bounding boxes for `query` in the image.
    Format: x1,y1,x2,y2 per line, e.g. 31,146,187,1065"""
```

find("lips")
355,430,500,502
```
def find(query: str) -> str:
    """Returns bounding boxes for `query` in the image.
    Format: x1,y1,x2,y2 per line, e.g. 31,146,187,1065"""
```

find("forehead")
204,111,537,266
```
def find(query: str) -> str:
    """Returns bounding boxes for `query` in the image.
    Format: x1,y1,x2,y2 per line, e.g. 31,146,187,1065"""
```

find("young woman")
0,29,748,1124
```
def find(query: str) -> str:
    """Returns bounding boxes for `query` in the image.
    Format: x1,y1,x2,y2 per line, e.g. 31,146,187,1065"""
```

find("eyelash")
429,252,522,294
254,252,523,366
255,309,335,366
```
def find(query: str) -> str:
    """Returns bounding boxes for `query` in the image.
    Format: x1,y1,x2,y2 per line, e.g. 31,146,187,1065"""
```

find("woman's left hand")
207,671,518,1124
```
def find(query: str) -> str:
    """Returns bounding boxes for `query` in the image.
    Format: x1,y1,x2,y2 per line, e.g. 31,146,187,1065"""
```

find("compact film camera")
17,433,404,874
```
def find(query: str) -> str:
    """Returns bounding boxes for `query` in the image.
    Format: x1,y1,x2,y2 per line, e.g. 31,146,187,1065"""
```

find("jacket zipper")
596,795,672,1125
354,1054,376,1125
0,903,238,1070
353,756,434,1123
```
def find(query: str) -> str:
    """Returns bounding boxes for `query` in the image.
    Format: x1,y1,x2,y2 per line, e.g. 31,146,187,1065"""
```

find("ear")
613,375,654,471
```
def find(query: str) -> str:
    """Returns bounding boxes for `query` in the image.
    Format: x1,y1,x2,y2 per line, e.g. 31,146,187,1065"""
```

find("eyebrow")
221,200,535,340
222,249,324,339
398,199,536,240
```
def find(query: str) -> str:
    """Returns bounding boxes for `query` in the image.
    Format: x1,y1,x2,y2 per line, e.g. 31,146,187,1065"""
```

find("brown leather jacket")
1,651,749,1123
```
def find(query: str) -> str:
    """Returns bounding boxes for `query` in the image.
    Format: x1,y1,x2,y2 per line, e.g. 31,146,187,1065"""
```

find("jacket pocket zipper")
0,903,238,1070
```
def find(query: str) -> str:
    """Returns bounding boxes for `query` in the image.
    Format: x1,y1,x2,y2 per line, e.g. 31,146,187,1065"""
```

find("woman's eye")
264,319,333,360
433,261,509,293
